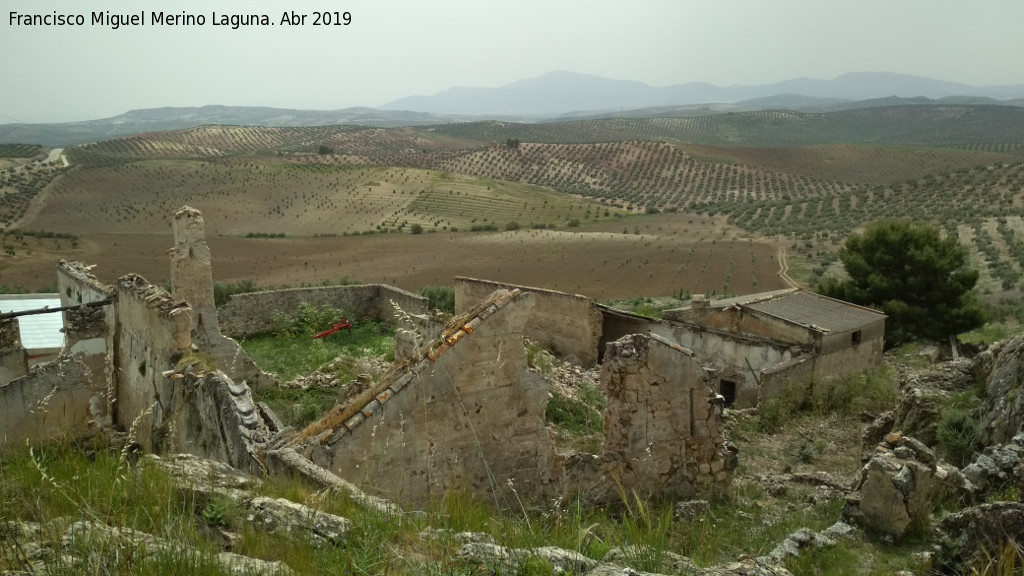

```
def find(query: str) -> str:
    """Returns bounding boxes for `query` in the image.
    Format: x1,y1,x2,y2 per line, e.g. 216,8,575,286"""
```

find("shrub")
272,302,344,338
410,223,423,234
937,408,979,466
418,285,455,313
506,221,521,231
213,279,259,306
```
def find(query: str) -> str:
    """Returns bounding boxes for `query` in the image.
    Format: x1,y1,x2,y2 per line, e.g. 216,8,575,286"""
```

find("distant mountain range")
382,70,1024,116
2,71,1023,147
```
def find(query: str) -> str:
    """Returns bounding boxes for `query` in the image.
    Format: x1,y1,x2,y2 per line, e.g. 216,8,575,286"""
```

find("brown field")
0,212,785,300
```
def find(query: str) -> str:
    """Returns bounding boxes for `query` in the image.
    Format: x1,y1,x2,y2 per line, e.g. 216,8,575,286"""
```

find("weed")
546,391,603,436
419,285,455,313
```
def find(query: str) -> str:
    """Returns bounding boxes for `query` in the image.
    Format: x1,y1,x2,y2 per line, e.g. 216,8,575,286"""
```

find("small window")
851,330,863,346
720,379,737,408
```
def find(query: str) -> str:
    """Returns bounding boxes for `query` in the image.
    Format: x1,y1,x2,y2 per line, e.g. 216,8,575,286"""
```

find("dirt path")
9,167,68,230
777,246,799,288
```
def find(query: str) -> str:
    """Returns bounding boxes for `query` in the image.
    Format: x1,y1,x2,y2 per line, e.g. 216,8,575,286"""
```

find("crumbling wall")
455,276,602,367
661,323,800,409
158,370,271,474
114,274,192,451
588,333,736,500
58,261,117,425
0,355,92,449
0,263,118,449
170,206,216,329
218,284,427,339
0,318,28,384
376,284,430,319
300,290,559,504
598,305,801,410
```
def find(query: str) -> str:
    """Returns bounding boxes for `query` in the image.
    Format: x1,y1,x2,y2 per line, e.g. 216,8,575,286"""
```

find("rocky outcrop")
862,360,975,451
976,335,1024,445
843,434,944,538
145,453,353,547
936,502,1024,574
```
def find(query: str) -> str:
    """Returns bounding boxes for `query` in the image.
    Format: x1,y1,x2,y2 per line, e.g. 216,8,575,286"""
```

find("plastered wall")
114,274,192,451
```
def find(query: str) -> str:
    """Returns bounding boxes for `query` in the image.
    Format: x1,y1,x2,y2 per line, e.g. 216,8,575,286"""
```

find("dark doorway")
720,379,737,408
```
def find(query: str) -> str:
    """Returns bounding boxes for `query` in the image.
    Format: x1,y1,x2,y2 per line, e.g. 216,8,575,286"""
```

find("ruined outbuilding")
287,291,736,504
456,278,885,409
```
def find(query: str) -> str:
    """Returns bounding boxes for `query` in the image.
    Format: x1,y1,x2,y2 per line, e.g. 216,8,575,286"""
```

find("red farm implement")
313,318,351,339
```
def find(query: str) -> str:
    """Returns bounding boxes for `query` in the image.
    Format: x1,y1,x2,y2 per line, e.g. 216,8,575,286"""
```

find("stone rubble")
959,432,1024,495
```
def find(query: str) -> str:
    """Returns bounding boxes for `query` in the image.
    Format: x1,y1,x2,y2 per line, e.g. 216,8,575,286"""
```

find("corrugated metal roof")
744,290,885,333
0,295,64,351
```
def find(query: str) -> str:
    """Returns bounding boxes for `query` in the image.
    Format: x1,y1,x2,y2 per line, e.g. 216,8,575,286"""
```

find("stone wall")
660,323,800,409
588,333,736,500
114,274,193,451
302,289,559,504
0,318,28,385
218,284,427,339
0,262,119,449
58,261,117,425
455,276,603,367
0,355,92,449
170,206,216,329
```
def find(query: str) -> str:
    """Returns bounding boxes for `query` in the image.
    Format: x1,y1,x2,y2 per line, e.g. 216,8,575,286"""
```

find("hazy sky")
3,0,1023,123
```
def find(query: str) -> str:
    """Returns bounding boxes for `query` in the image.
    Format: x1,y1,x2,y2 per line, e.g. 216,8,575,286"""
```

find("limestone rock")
761,528,835,563
458,541,598,575
701,559,795,576
959,438,1024,496
674,499,712,522
62,520,294,575
586,565,669,576
936,502,1024,574
896,361,974,445
246,496,352,546
144,453,259,492
603,545,699,574
978,334,1024,445
843,435,942,538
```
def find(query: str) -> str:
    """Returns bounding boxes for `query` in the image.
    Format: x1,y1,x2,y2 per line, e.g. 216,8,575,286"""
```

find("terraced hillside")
431,105,1024,152
8,104,1024,298
31,161,616,237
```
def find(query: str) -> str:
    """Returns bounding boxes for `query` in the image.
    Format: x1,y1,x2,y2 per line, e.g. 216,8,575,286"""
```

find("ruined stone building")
458,278,886,409
1,205,881,507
